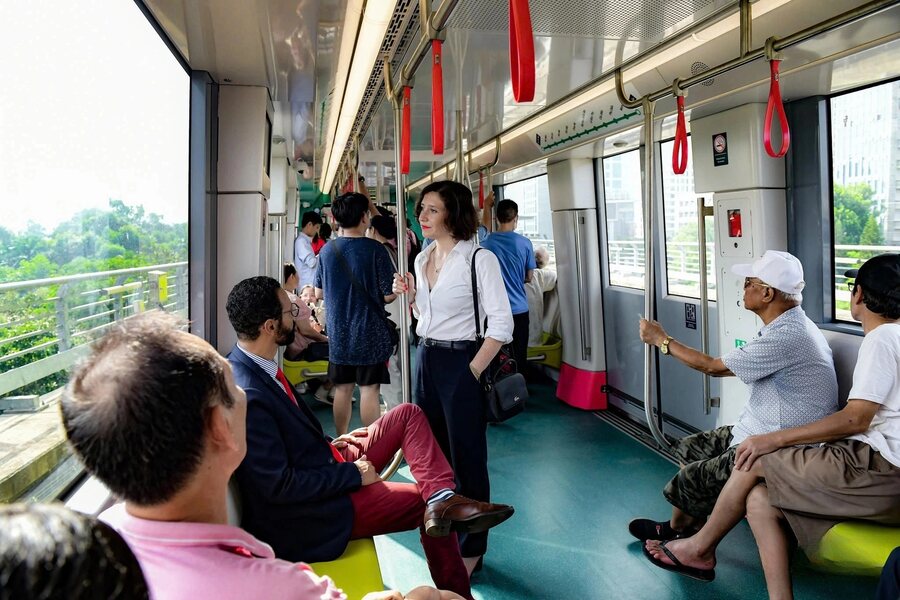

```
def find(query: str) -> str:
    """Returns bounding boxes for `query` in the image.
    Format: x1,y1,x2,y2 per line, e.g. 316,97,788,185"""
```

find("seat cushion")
309,538,383,600
810,521,900,576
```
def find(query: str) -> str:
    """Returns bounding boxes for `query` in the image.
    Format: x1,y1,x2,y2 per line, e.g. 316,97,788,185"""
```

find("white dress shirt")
414,238,513,343
294,232,318,287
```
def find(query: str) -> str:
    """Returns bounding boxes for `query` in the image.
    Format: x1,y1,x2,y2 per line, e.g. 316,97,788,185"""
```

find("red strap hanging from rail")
431,40,444,155
672,95,688,175
509,0,535,103
764,59,790,158
478,171,485,209
401,86,411,174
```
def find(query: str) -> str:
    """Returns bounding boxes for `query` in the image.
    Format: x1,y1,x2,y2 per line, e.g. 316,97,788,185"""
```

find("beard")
275,319,296,347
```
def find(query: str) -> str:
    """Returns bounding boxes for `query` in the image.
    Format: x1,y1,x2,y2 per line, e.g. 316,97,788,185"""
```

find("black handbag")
332,239,400,350
471,248,527,423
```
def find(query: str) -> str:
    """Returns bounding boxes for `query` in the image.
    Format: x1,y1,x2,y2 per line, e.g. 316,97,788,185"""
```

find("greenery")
834,183,883,249
0,200,187,398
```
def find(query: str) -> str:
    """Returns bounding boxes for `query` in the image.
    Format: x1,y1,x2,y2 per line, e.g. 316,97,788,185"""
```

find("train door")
598,137,720,438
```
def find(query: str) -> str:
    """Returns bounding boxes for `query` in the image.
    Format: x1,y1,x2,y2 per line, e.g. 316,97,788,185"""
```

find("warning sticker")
713,133,728,166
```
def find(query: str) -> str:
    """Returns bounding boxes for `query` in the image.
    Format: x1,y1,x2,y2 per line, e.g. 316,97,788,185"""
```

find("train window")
602,150,644,289
0,2,188,499
502,175,555,265
660,138,716,301
829,80,900,322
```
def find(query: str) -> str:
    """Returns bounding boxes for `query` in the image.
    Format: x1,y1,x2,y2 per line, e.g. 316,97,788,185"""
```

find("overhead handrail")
672,80,688,175
431,40,445,154
401,86,412,174
509,0,535,102
763,38,790,158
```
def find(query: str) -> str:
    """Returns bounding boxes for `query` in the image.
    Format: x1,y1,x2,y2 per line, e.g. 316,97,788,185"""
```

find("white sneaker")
314,386,333,406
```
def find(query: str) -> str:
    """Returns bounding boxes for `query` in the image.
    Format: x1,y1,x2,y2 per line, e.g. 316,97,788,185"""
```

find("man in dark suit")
226,276,514,600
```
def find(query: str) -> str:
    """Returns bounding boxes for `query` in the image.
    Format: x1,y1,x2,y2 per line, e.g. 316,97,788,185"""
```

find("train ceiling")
141,0,899,192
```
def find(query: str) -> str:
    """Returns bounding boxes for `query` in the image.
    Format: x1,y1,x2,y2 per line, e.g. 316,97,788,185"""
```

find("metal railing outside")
0,262,189,401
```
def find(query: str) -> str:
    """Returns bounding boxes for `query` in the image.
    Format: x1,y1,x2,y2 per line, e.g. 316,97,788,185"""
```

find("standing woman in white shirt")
393,180,514,575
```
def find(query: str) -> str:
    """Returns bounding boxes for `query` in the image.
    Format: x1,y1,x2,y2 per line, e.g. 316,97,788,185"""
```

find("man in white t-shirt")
642,253,900,596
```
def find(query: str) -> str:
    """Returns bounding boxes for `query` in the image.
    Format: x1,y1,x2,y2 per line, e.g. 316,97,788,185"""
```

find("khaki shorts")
663,426,736,519
762,439,900,551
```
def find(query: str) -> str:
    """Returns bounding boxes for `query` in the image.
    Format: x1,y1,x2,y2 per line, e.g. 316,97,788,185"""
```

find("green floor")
306,377,879,599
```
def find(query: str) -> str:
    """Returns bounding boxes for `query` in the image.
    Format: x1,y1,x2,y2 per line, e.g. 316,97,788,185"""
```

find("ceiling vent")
691,61,715,87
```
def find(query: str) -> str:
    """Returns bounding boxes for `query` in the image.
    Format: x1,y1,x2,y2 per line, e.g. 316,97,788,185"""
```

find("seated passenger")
0,503,149,600
644,253,900,594
225,276,514,600
283,263,329,362
630,250,839,543
300,284,326,332
60,311,463,600
525,246,557,348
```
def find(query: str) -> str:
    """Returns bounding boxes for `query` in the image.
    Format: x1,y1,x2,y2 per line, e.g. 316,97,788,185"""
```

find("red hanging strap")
431,40,444,155
478,171,485,209
509,0,535,103
764,59,790,158
672,95,688,175
401,86,411,174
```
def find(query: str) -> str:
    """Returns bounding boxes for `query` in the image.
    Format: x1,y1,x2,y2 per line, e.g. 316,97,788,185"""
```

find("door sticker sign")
713,132,728,166
685,303,697,330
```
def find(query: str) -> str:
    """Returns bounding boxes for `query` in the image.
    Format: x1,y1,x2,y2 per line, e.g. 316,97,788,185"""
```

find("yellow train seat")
309,538,384,600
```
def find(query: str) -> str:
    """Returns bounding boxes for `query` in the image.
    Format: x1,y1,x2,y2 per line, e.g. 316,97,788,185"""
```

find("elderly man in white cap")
628,250,839,556
642,253,900,591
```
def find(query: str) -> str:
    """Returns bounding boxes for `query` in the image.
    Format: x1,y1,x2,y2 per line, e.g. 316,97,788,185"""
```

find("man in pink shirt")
60,311,460,600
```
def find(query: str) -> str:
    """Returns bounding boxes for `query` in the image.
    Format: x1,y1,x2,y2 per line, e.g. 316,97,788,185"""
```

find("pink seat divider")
556,363,607,410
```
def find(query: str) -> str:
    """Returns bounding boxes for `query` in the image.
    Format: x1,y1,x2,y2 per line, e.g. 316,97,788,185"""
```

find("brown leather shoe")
424,494,514,537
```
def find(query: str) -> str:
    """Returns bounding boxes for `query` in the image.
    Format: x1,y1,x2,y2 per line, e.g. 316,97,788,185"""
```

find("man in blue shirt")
315,193,396,435
480,198,536,373
294,211,322,288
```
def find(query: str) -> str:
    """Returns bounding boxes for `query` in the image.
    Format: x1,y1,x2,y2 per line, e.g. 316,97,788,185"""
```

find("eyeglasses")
743,277,772,290
846,281,857,293
283,303,300,318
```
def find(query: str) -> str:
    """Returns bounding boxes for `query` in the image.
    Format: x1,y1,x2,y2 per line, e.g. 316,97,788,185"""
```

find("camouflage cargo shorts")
663,425,736,519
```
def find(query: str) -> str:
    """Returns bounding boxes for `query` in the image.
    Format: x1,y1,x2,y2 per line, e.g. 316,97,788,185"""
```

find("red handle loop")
431,40,444,155
479,171,485,209
764,60,790,158
401,86,411,174
509,0,535,103
672,95,688,175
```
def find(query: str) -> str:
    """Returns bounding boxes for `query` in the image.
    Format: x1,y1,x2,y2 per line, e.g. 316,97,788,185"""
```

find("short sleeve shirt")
848,323,900,467
315,237,395,365
722,306,839,446
480,231,537,314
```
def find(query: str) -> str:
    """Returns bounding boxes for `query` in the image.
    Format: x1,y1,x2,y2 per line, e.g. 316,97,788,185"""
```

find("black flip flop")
642,541,716,582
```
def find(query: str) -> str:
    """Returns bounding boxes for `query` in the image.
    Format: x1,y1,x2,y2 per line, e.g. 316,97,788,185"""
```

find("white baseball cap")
731,250,805,294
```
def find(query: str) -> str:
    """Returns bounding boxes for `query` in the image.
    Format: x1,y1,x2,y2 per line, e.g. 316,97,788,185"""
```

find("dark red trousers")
342,404,473,600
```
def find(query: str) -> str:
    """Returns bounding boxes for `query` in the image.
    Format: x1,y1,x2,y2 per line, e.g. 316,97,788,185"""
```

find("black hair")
417,180,477,241
332,192,370,228
371,215,397,241
283,262,297,284
61,312,231,506
496,199,519,224
301,211,323,228
226,276,283,341
859,285,900,319
0,504,150,600
319,222,332,240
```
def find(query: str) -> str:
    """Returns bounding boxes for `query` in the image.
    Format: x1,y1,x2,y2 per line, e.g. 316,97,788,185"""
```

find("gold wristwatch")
660,336,674,355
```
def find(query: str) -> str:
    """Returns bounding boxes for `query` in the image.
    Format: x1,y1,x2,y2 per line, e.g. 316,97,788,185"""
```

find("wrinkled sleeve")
476,250,513,343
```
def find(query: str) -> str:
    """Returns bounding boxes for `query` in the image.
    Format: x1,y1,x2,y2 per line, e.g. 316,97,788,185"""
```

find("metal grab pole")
639,97,672,451
697,198,718,415
380,62,409,480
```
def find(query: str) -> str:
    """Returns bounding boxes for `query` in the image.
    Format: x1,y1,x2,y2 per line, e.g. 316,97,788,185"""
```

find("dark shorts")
328,362,390,386
663,425,736,519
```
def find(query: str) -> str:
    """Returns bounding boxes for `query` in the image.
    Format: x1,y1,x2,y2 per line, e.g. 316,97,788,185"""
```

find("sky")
0,1,189,234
